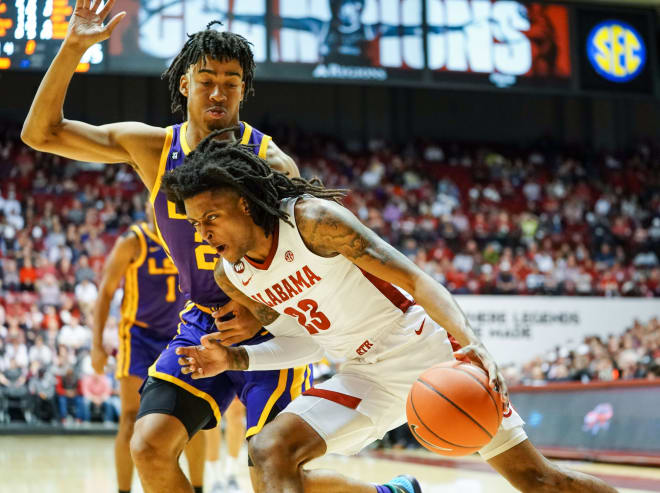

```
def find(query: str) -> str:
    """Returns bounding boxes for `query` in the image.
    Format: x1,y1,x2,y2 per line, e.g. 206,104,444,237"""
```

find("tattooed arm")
295,198,508,403
213,261,281,327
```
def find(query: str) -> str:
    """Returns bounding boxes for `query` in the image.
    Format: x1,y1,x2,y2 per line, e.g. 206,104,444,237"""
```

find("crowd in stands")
505,317,660,386
0,121,658,424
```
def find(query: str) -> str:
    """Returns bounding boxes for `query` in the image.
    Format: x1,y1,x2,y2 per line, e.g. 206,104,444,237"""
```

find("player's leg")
183,426,206,491
115,375,143,493
131,408,193,492
130,377,217,493
130,307,236,493
223,398,245,491
204,426,223,491
486,438,618,492
244,371,420,493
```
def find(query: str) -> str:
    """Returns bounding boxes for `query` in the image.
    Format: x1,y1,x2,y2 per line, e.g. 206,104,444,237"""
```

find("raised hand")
66,0,126,51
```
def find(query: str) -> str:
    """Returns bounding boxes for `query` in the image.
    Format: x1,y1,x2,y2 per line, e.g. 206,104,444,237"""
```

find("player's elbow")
21,122,53,151
20,125,44,150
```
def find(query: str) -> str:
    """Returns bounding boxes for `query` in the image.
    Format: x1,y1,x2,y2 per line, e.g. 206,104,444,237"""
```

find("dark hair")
161,130,345,237
162,21,256,118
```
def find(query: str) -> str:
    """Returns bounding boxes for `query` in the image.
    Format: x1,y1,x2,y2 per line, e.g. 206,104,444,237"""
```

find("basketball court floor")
2,435,659,492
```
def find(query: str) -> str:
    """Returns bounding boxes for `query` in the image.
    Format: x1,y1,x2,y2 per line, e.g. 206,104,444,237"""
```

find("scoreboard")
0,0,656,95
0,0,103,72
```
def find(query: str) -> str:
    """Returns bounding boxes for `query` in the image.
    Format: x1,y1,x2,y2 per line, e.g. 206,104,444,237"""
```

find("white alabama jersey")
223,197,436,362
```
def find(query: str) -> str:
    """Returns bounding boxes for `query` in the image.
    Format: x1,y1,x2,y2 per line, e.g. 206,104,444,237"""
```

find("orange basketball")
406,360,503,456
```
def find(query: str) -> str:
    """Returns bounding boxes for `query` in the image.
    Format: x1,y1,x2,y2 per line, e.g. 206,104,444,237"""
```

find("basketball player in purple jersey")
91,202,205,493
21,1,313,492
23,2,419,492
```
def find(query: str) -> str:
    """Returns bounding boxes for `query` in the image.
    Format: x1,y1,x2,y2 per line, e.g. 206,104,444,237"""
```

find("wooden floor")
2,435,660,492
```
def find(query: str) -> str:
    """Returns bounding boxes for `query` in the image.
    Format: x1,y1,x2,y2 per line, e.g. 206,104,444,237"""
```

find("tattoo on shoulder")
297,200,389,264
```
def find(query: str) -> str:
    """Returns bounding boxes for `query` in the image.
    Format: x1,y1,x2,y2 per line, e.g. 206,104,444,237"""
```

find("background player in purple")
21,1,309,492
91,202,206,493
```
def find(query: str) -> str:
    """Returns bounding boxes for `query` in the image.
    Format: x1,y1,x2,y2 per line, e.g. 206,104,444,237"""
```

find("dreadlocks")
162,21,256,118
161,131,346,237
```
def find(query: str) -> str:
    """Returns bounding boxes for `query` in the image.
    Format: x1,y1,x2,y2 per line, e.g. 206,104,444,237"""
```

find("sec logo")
587,20,646,83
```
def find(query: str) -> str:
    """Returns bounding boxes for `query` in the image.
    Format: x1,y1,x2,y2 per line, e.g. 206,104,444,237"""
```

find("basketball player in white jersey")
167,137,618,493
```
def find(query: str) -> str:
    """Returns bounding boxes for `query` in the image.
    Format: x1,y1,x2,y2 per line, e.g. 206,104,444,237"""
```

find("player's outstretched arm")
295,197,509,405
21,0,165,188
91,230,139,374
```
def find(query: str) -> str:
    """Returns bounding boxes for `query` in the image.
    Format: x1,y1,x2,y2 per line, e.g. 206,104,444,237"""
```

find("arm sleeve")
243,336,325,371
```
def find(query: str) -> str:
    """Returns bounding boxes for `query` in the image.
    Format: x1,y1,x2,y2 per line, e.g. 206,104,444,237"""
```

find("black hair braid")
162,21,256,118
162,131,346,237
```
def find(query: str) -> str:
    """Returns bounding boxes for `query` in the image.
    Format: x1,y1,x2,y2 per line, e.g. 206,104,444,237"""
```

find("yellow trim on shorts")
245,369,288,438
148,368,222,426
258,135,272,159
304,365,312,390
194,303,215,315
289,366,306,401
174,302,197,337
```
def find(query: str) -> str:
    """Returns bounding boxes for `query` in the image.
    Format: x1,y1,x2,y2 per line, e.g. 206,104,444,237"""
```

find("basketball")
406,361,503,456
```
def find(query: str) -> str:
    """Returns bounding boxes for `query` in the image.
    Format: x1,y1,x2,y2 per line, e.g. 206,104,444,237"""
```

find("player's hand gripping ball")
406,360,503,456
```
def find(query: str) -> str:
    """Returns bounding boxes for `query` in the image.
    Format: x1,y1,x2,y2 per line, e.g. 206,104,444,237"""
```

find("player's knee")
130,419,175,468
249,430,298,471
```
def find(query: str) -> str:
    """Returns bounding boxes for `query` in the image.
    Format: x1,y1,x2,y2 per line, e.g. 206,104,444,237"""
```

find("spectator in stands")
80,372,113,424
74,278,97,320
74,255,95,284
58,315,90,350
28,335,52,367
37,273,62,308
19,257,37,292
0,358,30,422
55,365,85,424
5,335,28,369
28,361,57,423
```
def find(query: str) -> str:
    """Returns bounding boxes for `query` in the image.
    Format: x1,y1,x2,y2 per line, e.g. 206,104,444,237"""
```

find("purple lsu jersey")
116,222,186,379
150,121,272,307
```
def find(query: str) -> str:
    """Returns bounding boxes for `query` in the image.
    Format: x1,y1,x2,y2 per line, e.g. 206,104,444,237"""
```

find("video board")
0,1,656,95
426,1,572,89
0,0,104,72
266,0,424,83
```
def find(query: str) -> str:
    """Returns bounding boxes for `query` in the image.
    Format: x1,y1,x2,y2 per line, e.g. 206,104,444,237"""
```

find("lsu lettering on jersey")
116,222,186,379
223,197,434,362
